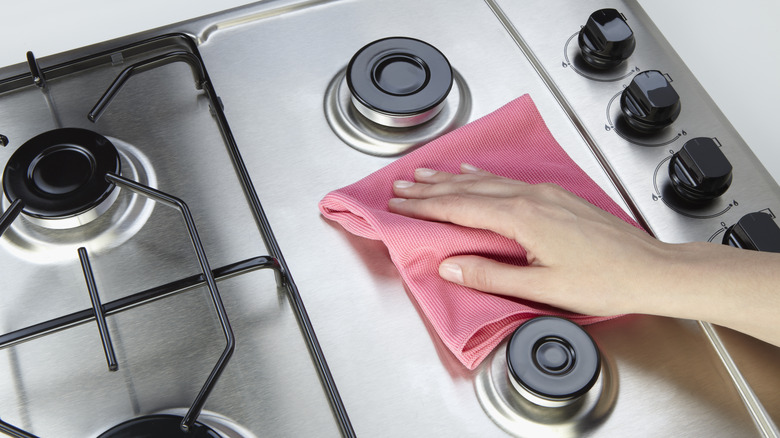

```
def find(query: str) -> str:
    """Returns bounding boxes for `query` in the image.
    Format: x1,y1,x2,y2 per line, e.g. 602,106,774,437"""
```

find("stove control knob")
620,70,681,133
669,137,733,202
578,9,636,69
506,316,600,408
723,212,780,253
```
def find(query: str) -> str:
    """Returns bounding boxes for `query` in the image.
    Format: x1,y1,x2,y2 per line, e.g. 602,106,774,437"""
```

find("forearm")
642,241,780,345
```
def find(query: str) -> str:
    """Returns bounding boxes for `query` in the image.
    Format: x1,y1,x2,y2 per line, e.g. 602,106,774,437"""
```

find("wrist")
627,241,721,320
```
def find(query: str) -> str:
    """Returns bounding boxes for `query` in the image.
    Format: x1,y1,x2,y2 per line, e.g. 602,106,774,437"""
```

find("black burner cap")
98,414,220,438
347,37,452,116
2,127,120,219
507,316,601,402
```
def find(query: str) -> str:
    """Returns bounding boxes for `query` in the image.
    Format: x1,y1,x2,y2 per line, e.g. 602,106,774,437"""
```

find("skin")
388,163,780,347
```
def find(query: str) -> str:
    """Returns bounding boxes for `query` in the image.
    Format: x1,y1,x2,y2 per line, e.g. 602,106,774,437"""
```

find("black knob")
620,70,681,133
578,9,636,69
668,137,733,202
506,316,600,407
723,212,780,253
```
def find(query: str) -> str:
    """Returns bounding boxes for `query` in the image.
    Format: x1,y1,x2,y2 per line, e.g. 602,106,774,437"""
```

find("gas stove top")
1,1,778,437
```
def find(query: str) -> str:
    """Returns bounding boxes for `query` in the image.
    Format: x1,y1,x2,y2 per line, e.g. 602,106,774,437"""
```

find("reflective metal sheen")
0,0,777,437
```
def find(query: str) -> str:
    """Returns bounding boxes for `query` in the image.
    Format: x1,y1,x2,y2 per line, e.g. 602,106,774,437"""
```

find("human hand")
387,163,671,317
389,163,780,345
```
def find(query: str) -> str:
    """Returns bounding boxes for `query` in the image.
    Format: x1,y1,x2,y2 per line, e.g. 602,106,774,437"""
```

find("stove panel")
0,0,777,437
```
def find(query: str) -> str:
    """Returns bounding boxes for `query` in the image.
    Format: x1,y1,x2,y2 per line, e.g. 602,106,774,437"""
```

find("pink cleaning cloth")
318,94,641,369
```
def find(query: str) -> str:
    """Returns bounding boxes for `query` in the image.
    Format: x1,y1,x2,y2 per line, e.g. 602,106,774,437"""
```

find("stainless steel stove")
1,1,778,437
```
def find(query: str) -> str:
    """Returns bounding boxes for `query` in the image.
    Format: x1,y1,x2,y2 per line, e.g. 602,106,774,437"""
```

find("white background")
2,1,779,184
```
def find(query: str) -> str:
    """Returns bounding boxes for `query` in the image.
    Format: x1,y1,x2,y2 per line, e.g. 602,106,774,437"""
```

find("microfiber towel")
318,94,640,369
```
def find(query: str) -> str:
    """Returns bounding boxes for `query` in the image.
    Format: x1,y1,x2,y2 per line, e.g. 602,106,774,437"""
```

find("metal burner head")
346,37,453,128
98,414,221,438
2,127,121,229
506,316,601,408
98,411,260,438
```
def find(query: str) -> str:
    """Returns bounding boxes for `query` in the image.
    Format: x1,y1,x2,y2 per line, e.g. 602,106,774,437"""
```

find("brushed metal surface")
0,0,776,436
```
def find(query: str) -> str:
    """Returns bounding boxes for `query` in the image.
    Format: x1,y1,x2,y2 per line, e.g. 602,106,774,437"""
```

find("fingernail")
460,163,480,173
388,197,407,206
439,262,464,284
393,180,414,189
415,168,437,178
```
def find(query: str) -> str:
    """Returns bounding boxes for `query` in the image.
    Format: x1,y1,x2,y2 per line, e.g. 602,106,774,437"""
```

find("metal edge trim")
699,321,780,438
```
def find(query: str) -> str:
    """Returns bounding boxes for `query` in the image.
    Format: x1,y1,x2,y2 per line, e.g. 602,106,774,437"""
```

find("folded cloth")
318,94,640,369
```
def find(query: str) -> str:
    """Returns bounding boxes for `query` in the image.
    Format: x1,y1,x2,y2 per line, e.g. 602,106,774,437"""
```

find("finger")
459,163,498,176
388,193,524,239
411,167,464,183
394,169,528,200
391,180,589,228
412,166,513,184
393,178,527,200
438,255,553,304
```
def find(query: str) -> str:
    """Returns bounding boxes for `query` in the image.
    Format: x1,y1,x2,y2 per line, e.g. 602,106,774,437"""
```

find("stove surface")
1,1,779,437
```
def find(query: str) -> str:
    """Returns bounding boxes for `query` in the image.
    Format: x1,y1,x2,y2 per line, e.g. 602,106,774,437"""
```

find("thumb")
438,255,546,299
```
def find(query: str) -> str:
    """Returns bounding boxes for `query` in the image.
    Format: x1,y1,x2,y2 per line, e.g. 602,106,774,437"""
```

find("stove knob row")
578,9,636,69
669,138,733,203
577,11,682,134
723,212,780,252
576,11,779,256
620,70,681,133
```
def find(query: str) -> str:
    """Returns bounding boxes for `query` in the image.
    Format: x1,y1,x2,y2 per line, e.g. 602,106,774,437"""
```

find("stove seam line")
197,46,357,436
198,0,343,44
699,321,780,438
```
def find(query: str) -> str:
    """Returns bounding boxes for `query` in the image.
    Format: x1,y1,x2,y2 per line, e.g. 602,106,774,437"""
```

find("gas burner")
474,317,617,437
0,134,156,263
98,411,260,438
347,37,453,128
506,317,601,408
325,68,470,156
98,414,221,438
2,127,121,229
325,37,471,156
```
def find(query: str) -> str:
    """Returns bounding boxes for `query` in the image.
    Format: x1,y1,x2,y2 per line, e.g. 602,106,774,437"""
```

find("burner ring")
98,414,221,438
506,316,601,407
3,128,121,220
347,37,452,127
